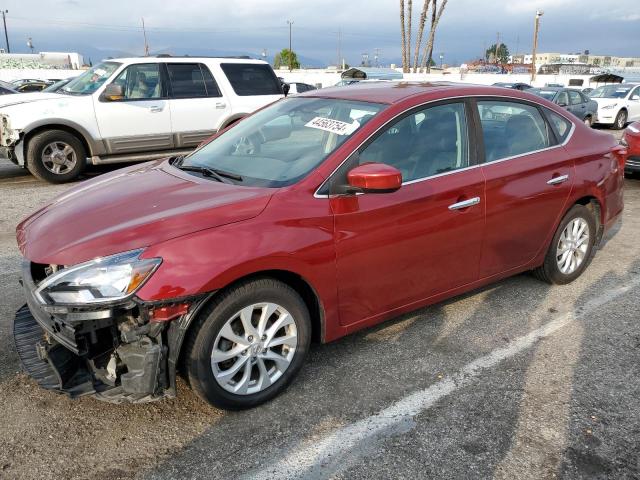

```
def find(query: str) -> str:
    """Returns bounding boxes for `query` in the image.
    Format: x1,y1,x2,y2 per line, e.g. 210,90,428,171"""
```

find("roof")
341,67,404,81
590,73,624,84
108,56,268,65
303,81,529,104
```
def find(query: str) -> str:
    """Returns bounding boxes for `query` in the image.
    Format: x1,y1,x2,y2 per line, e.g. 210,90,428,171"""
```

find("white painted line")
248,276,640,480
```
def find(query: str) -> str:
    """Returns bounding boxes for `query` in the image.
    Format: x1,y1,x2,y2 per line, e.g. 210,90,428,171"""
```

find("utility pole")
531,10,544,83
1,10,9,53
141,17,149,56
336,27,342,69
374,48,380,67
495,32,501,65
287,20,294,71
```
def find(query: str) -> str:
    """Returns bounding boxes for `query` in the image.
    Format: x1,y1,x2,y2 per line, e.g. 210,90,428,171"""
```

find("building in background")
509,52,640,68
0,51,84,70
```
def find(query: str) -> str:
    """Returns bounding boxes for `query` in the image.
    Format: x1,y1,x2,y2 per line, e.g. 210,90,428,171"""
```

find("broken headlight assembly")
34,249,161,305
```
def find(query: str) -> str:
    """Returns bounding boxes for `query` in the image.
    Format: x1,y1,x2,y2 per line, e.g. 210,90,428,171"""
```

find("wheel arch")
220,114,247,129
22,122,97,166
573,195,603,243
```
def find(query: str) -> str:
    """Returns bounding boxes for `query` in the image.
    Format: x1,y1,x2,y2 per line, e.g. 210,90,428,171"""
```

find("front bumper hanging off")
13,260,208,403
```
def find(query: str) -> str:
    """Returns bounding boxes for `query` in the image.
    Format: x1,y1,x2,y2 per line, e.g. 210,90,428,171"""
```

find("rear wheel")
26,129,86,183
184,278,311,410
614,110,628,130
533,204,597,285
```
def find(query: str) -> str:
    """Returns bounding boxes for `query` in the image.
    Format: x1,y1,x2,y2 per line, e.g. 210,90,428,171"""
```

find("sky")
2,0,639,67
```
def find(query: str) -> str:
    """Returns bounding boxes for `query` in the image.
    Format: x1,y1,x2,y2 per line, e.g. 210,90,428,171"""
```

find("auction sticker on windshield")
305,117,359,135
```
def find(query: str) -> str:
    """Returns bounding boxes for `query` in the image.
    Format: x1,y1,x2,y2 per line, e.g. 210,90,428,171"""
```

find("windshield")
180,97,385,187
60,62,121,95
529,89,558,101
589,85,632,99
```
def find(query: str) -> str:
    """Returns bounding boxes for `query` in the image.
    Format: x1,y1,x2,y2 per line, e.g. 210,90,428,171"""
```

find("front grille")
626,156,640,168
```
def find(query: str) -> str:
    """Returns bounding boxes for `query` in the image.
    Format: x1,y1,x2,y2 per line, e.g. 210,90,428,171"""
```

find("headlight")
35,249,161,305
602,104,617,110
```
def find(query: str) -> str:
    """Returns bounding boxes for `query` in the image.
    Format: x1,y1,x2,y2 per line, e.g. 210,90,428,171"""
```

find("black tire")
184,278,311,410
583,115,593,127
26,129,87,183
533,204,597,285
613,110,628,130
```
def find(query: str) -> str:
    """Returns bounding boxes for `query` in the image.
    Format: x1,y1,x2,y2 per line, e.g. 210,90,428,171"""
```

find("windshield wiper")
176,164,243,184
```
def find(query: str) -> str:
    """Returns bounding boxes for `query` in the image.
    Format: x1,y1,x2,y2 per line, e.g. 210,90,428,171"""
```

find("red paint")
150,303,190,323
16,83,624,344
346,163,402,192
624,122,640,158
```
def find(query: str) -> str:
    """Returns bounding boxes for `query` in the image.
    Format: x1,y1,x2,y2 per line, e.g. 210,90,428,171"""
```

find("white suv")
0,56,284,182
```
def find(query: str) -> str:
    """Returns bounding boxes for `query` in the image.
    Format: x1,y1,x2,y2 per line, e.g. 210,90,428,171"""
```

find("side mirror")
281,82,290,97
632,95,640,101
346,162,402,194
102,83,124,101
557,102,568,107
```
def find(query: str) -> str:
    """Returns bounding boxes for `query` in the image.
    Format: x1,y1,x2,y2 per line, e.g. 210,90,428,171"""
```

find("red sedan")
14,83,626,409
623,121,640,174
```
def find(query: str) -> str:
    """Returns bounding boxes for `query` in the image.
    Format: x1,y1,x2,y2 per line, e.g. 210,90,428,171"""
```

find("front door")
627,86,640,121
476,99,574,277
332,101,486,327
94,62,173,155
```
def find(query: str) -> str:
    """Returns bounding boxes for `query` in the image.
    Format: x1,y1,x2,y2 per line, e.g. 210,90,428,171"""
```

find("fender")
220,113,248,129
21,118,106,160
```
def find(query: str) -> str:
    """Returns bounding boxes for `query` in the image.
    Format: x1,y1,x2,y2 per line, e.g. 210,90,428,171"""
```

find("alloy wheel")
556,217,590,275
211,303,298,395
41,141,77,175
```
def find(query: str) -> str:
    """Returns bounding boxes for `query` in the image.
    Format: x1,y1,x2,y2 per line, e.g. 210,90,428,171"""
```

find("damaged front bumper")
13,260,209,403
0,114,22,166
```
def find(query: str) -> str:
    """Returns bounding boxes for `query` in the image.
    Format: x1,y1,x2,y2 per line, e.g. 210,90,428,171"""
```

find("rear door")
476,99,574,277
568,90,587,119
219,63,283,114
165,62,230,149
332,101,486,326
93,62,173,154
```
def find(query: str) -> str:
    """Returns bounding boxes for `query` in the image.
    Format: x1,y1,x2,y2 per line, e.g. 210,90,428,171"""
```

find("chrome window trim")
313,93,576,198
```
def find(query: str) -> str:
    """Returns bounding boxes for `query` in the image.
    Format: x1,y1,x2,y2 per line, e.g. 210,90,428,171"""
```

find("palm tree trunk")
412,0,432,72
420,0,448,72
406,0,412,73
400,0,407,72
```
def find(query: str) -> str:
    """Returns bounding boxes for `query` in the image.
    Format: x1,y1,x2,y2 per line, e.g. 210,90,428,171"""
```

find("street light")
531,10,544,83
286,20,294,71
1,10,9,53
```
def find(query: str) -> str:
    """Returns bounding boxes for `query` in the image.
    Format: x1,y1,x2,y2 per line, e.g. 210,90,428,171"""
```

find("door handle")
215,102,227,109
547,174,569,185
149,106,163,113
448,197,481,211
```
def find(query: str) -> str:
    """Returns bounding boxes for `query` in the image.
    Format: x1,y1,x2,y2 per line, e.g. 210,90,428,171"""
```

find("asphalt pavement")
0,129,638,480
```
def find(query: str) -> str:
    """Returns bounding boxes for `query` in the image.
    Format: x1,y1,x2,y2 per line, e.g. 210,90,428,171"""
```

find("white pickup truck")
0,56,284,182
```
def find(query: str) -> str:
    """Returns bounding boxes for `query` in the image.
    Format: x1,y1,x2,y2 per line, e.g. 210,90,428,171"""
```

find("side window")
556,91,569,106
167,63,221,98
112,63,162,100
568,90,583,105
220,63,282,96
632,87,640,99
544,108,572,142
477,101,552,162
358,102,469,182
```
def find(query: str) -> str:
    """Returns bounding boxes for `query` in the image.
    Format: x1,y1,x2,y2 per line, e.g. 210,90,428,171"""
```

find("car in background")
287,82,317,94
582,87,594,95
529,87,598,126
42,77,76,93
588,83,640,129
622,121,640,175
0,56,284,183
14,83,624,410
492,82,532,91
0,80,18,95
10,79,54,92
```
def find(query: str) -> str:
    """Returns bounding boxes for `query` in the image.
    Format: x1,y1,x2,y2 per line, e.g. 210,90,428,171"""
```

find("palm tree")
420,0,449,72
400,0,408,72
412,0,432,72
406,0,413,73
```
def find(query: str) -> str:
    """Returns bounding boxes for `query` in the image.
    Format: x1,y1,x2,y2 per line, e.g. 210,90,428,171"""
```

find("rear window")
544,109,572,142
220,63,282,96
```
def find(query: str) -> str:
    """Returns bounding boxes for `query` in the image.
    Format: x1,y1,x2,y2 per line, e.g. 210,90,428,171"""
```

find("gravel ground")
1,127,638,480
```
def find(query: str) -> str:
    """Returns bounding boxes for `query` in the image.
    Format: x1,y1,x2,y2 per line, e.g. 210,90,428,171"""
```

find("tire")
26,129,87,183
184,278,311,410
533,204,597,285
613,110,628,130
583,116,593,127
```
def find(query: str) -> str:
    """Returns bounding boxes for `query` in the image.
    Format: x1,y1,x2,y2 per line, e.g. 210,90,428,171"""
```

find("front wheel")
533,204,597,285
614,110,628,130
583,116,593,127
26,129,87,183
184,278,311,410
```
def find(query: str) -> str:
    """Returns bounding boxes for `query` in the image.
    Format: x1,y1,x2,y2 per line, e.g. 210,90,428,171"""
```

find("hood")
592,98,623,108
0,91,69,108
17,160,274,265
